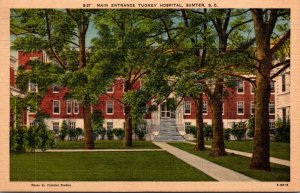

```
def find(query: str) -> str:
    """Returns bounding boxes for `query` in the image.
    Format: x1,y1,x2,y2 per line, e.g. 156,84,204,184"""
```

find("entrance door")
161,102,175,118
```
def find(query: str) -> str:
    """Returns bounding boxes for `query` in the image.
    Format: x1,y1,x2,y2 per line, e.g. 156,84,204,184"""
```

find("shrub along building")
15,51,277,140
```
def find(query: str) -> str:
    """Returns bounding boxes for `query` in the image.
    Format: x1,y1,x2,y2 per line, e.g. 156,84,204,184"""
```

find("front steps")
153,119,185,142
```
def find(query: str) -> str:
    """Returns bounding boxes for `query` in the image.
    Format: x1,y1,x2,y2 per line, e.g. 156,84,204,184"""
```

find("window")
66,101,72,115
53,100,60,114
282,108,287,122
53,122,59,133
106,101,114,114
251,101,255,115
203,101,208,114
237,81,244,94
106,85,114,93
52,85,59,93
270,81,275,93
184,122,191,129
30,121,35,127
28,82,38,92
73,101,79,114
30,56,41,61
269,102,275,115
250,84,255,94
107,122,113,130
282,74,286,92
269,121,275,129
184,101,191,115
68,121,76,129
237,101,244,115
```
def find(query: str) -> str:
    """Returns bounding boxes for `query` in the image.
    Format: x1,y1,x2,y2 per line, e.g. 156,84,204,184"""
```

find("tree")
92,10,179,146
59,120,68,141
250,9,290,170
11,9,114,149
247,115,255,138
177,9,254,155
179,9,208,151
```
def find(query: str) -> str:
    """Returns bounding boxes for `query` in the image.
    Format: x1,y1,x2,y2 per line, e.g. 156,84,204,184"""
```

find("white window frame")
53,100,60,115
269,121,275,129
52,85,60,93
203,101,208,115
184,122,191,129
66,100,72,115
270,81,275,93
250,101,255,115
68,121,76,129
184,101,191,115
269,102,275,115
250,84,255,94
73,101,79,115
52,122,59,131
29,121,35,127
106,85,114,93
106,101,114,115
107,122,113,130
236,81,244,94
28,82,38,93
29,56,40,61
237,101,244,115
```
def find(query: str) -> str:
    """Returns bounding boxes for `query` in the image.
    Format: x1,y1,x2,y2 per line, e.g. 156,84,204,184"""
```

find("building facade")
274,67,290,122
15,51,276,139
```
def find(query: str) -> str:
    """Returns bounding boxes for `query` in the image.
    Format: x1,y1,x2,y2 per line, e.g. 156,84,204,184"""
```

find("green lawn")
169,143,290,181
55,140,160,149
10,151,216,181
204,140,290,160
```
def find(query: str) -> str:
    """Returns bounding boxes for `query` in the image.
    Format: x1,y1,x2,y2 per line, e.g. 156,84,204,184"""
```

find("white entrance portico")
150,99,185,141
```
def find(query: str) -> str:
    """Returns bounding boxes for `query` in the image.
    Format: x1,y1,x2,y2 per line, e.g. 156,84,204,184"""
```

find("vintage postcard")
0,0,300,192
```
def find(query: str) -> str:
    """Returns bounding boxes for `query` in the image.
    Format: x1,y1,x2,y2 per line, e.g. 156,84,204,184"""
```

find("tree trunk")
83,103,95,149
78,25,94,149
209,79,226,156
250,9,275,170
79,29,86,69
250,72,271,170
124,105,133,146
194,93,205,151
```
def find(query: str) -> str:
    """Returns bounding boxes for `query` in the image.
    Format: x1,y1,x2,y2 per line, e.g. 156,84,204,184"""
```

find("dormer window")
236,81,244,94
73,101,79,114
28,82,38,93
52,85,60,93
106,86,114,93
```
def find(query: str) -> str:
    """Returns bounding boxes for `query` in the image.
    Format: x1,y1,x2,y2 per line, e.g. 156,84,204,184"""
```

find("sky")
10,22,98,59
10,10,289,60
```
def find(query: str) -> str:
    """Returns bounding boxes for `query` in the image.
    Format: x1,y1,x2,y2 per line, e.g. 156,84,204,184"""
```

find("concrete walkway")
187,142,290,167
38,149,165,152
153,142,256,181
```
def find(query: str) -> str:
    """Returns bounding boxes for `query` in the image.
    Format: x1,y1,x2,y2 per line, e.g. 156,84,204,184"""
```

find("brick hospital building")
10,51,286,140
